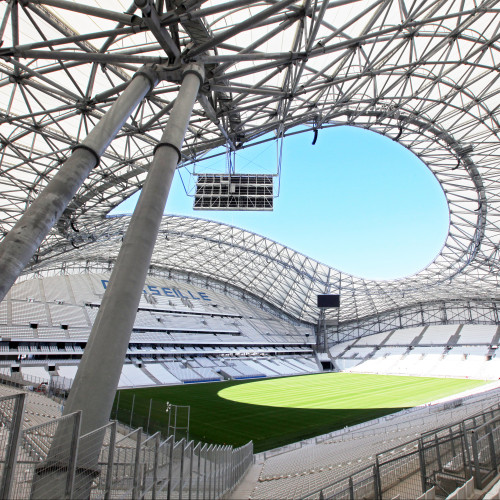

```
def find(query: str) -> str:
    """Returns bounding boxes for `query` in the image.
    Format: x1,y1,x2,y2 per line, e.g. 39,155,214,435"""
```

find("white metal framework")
1,0,500,344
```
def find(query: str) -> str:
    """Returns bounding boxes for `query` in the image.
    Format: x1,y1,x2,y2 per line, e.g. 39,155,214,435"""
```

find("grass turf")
113,373,487,453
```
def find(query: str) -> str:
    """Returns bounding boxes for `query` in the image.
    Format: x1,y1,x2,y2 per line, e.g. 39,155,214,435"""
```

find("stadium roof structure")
1,0,500,343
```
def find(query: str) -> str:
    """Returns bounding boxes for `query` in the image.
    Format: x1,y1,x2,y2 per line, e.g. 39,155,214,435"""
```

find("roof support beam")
0,66,160,304
134,0,181,61
0,25,144,52
3,48,167,65
186,0,298,59
27,0,139,25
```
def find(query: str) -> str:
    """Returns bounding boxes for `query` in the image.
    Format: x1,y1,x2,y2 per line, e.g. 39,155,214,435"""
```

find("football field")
114,373,488,452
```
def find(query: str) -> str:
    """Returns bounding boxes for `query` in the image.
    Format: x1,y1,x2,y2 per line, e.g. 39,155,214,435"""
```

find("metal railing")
0,392,25,499
255,390,500,464
0,392,253,499
303,405,500,500
0,372,72,399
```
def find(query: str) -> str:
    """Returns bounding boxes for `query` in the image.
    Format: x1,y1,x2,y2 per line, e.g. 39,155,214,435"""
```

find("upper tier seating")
335,325,500,379
386,327,424,345
457,324,498,344
1,274,314,347
353,331,392,346
418,324,459,345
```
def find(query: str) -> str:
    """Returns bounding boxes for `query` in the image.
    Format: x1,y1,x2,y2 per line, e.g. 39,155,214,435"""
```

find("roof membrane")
1,0,499,329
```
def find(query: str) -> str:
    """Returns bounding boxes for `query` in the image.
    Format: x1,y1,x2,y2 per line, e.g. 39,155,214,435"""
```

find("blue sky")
112,126,449,281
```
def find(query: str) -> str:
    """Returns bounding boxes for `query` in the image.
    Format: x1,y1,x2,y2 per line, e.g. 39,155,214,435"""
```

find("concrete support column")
63,63,204,436
0,66,159,302
31,63,203,500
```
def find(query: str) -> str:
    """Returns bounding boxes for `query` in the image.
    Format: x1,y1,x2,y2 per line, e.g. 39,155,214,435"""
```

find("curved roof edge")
24,214,499,326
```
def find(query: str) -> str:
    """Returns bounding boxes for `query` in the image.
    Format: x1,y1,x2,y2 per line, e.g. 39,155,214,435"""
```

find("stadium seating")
219,366,244,379
143,363,182,384
457,324,497,344
226,360,264,378
287,357,318,373
330,323,500,380
4,276,500,499
329,340,357,357
350,331,392,346
118,364,155,387
249,386,500,499
193,367,223,381
5,275,500,500
386,327,424,345
0,274,319,389
164,365,205,383
342,346,375,359
241,359,275,376
418,324,459,345
195,356,216,367
1,274,314,349
20,367,50,383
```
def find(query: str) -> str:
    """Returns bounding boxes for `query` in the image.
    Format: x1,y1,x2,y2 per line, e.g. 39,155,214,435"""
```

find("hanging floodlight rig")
191,95,279,210
190,44,284,211
191,131,282,211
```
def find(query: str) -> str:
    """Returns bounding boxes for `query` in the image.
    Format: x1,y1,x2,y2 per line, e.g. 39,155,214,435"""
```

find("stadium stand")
457,324,498,344
341,346,375,359
242,359,275,376
248,384,500,499
165,365,206,383
119,364,155,387
418,325,460,345
385,326,424,345
219,366,244,379
3,278,500,497
4,281,500,499
0,274,317,389
271,359,304,375
330,322,500,381
0,385,253,499
229,360,265,378
20,367,50,382
192,367,223,381
329,340,353,358
0,384,63,427
287,357,318,373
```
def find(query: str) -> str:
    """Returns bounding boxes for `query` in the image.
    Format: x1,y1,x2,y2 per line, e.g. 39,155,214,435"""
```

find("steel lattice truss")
1,0,500,337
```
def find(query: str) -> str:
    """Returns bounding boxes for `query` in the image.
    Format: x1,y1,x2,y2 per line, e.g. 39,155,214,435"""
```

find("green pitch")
113,373,487,452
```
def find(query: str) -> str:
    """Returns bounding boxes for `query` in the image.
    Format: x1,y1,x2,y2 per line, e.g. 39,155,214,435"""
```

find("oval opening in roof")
111,126,449,281
274,126,450,280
